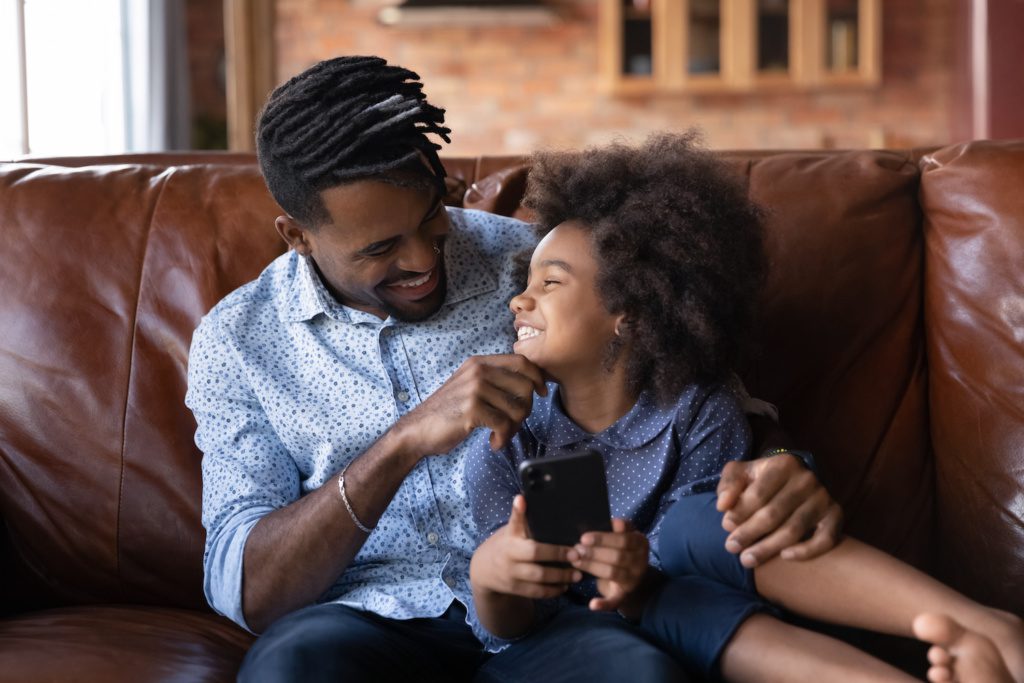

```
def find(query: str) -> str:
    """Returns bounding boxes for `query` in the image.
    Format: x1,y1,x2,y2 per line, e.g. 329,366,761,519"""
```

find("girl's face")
509,221,625,382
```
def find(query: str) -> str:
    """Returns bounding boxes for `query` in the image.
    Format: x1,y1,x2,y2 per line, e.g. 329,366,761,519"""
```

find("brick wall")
186,0,227,149
274,0,956,155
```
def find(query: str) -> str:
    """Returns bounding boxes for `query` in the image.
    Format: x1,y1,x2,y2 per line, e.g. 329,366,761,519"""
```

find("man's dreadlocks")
256,55,452,227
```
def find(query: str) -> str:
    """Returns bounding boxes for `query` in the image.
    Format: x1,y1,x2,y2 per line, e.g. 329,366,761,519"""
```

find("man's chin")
384,285,446,322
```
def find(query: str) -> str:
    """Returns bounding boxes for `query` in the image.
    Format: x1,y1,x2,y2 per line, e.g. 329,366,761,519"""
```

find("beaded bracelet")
338,467,374,534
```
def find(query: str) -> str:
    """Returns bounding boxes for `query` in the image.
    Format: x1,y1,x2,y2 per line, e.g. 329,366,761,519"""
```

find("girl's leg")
659,493,1024,680
751,536,1024,679
721,613,917,683
642,574,913,682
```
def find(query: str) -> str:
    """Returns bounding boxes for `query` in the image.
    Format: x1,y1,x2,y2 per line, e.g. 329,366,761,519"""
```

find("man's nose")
397,234,438,272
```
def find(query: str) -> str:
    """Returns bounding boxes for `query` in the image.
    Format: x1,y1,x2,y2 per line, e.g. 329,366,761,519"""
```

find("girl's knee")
658,493,750,589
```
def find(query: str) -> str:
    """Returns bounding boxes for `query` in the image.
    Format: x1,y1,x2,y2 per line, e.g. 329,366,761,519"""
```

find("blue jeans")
643,492,778,679
239,601,688,682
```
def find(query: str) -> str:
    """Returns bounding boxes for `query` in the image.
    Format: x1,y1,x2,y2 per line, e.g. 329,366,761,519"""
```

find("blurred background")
1,0,1021,158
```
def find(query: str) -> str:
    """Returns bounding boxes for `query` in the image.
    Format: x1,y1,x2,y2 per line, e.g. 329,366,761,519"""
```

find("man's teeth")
517,326,541,341
396,272,430,288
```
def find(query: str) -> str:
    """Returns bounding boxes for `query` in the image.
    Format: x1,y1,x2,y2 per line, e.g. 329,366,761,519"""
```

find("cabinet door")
600,0,881,94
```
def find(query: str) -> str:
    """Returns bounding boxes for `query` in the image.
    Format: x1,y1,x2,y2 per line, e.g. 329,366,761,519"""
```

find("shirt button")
396,390,410,402
444,575,457,588
427,532,439,545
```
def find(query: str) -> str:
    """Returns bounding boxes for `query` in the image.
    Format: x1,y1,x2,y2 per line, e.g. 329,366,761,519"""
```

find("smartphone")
518,450,613,547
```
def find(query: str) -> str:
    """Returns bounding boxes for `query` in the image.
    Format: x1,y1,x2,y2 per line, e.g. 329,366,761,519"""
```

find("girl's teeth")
517,326,541,340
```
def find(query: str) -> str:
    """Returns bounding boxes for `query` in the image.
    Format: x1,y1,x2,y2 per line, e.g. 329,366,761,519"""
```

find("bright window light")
22,0,126,156
0,1,25,157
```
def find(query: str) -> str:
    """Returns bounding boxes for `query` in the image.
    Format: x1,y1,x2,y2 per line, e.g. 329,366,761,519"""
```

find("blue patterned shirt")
464,382,751,648
186,207,536,633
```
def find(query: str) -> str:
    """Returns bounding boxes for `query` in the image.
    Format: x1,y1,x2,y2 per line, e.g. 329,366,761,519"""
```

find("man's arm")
239,426,417,632
235,354,546,633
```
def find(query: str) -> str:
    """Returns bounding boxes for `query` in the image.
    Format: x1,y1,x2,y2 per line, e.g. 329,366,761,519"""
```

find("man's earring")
433,243,441,255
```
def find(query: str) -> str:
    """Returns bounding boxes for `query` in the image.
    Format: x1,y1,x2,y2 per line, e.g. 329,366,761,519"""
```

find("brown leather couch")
0,140,1021,681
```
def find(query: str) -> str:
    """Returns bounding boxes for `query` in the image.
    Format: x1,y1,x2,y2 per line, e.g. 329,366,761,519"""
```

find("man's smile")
383,265,441,301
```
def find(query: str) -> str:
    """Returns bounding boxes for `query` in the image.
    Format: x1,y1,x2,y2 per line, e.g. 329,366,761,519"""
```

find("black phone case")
518,450,613,546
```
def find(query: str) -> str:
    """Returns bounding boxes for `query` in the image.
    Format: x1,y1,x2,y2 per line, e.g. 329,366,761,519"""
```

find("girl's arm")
470,495,578,639
464,428,576,642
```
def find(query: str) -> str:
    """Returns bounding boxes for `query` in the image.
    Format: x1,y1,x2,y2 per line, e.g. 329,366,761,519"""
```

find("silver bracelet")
337,467,374,534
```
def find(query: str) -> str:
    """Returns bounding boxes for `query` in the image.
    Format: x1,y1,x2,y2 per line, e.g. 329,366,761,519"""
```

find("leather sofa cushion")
920,139,1024,613
0,606,253,683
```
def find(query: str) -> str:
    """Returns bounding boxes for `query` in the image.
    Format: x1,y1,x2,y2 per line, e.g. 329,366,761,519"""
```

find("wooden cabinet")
599,0,881,94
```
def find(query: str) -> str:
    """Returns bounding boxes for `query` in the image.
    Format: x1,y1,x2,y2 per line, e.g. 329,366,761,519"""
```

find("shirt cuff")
203,506,274,633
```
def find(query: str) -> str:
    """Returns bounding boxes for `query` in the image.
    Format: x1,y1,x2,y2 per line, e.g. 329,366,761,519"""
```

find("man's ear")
275,215,312,256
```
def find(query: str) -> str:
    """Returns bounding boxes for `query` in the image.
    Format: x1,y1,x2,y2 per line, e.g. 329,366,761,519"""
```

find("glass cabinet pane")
826,0,859,71
757,0,789,73
622,0,653,75
688,0,720,75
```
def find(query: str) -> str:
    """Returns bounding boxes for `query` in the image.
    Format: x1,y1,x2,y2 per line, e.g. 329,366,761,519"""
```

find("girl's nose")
509,292,529,313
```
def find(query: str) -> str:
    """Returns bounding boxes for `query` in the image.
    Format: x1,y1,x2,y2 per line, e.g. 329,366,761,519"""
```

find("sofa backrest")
0,160,284,610
0,143,1019,616
918,140,1024,612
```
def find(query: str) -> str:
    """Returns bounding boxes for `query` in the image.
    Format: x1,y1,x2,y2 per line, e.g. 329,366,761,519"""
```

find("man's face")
278,178,450,322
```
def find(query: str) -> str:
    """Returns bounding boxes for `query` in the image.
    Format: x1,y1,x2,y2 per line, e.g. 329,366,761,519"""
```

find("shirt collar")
525,384,676,450
442,209,498,306
280,252,354,323
278,208,498,325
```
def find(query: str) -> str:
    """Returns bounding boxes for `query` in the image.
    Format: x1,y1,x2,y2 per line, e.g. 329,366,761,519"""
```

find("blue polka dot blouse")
464,382,752,648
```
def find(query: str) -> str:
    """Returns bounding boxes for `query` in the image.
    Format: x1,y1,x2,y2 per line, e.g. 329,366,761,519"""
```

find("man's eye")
364,243,396,257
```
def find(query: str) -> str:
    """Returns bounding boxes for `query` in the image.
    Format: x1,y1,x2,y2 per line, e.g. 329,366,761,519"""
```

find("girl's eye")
542,279,560,287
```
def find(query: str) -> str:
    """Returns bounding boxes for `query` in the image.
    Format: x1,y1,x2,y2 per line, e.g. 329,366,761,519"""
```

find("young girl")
465,133,1023,682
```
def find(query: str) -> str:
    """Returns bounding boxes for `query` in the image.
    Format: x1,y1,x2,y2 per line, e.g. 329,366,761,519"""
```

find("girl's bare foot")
913,613,1015,682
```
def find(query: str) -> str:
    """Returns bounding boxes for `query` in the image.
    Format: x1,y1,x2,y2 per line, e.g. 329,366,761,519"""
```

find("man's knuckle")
795,469,818,490
759,505,783,527
796,508,820,532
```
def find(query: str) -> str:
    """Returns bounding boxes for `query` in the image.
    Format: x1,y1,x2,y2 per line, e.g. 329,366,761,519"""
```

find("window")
0,0,189,158
1,0,126,157
599,0,881,95
0,0,27,155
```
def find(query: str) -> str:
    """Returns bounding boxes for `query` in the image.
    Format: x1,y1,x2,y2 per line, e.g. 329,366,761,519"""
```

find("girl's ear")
614,315,630,337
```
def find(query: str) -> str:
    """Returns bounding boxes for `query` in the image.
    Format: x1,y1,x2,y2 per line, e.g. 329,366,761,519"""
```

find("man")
186,55,842,682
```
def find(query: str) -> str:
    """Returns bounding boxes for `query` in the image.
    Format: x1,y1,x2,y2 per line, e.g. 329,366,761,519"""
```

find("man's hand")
470,495,580,600
569,519,649,613
395,354,546,457
716,454,843,568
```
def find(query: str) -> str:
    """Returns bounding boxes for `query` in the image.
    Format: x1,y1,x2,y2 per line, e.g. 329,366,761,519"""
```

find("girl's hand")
569,519,650,612
470,495,580,599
